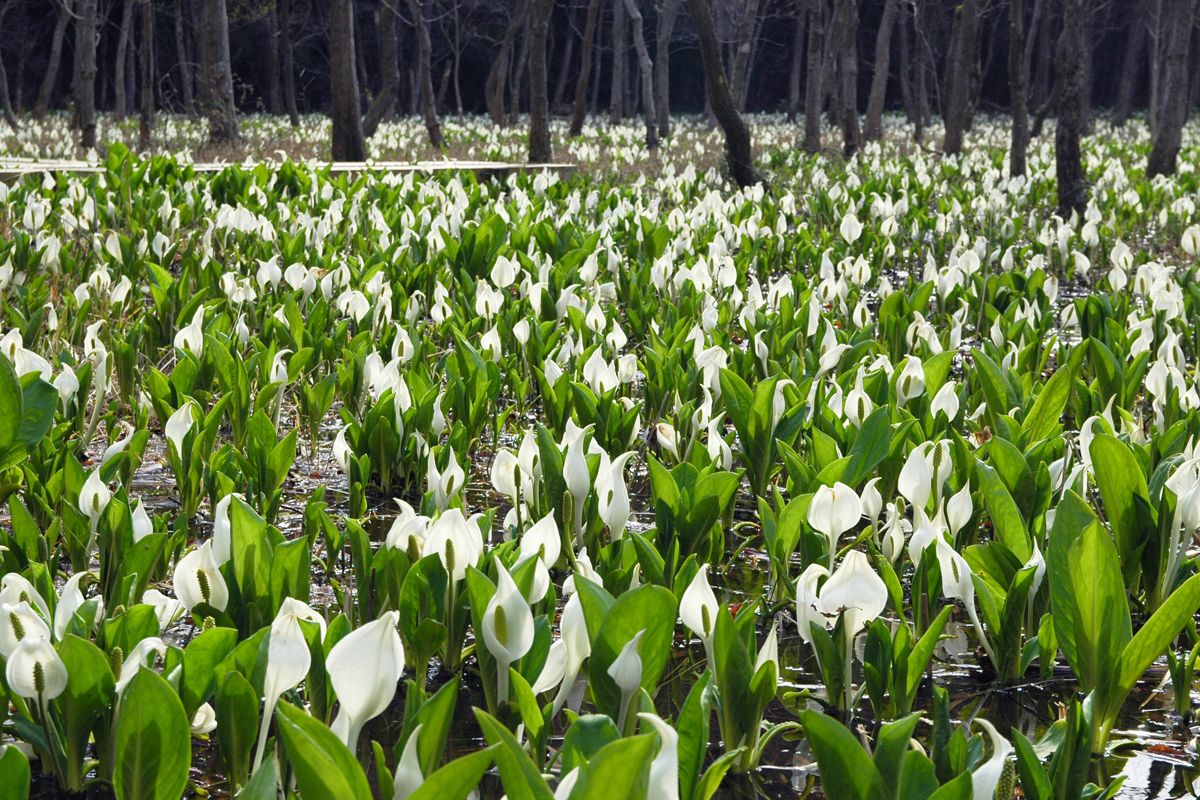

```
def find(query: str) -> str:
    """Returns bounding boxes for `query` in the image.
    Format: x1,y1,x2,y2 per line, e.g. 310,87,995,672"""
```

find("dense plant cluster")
0,113,1199,800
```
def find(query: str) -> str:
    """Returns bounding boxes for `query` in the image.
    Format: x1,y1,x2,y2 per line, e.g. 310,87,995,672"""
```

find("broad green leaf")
800,710,889,800
275,702,374,800
1088,433,1150,586
0,744,30,800
407,746,498,800
567,734,655,800
474,709,554,800
114,669,191,800
587,585,678,721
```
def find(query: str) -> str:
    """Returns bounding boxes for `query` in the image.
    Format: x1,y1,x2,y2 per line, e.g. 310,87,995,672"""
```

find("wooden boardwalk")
0,158,576,183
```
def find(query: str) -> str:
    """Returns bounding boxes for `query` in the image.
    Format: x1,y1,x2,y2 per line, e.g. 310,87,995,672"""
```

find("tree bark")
363,0,399,138
35,1,72,119
552,4,577,110
330,0,367,160
1147,0,1196,176
140,0,154,148
621,0,658,148
78,0,98,149
913,0,929,141
529,0,554,161
175,0,194,114
863,0,897,141
510,15,531,124
115,0,134,119
408,0,444,148
267,4,283,114
942,0,977,155
0,1,19,129
1113,3,1148,126
571,0,604,135
610,0,627,123
486,0,528,127
1056,0,1088,216
197,0,238,142
835,0,859,157
803,0,824,150
654,0,683,137
279,0,299,125
787,0,807,123
730,0,764,109
1009,0,1029,176
686,0,761,186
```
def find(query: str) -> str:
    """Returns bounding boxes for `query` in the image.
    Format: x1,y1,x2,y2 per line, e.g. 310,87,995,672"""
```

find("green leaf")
180,627,238,719
1021,368,1072,445
925,771,972,800
560,715,621,776
873,713,923,792
0,355,22,449
844,408,893,486
566,734,655,800
975,461,1031,562
677,671,715,800
588,585,679,721
473,709,554,800
215,671,261,792
691,749,745,800
274,702,374,800
114,669,192,800
238,755,280,800
1088,433,1150,586
0,744,30,800
54,635,115,776
800,710,889,800
407,746,498,800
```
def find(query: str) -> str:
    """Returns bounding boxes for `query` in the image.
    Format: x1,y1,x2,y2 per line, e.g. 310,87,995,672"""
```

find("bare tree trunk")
1149,0,1165,135
1030,74,1060,137
330,0,367,159
1113,3,1148,126
197,0,239,142
363,0,398,137
529,0,553,161
552,4,577,110
1056,0,1087,216
863,0,897,141
942,0,977,154
686,0,760,186
730,0,764,109
78,0,98,149
510,15,531,123
115,0,133,119
139,0,154,148
436,59,452,112
35,1,72,119
621,0,658,148
487,1,527,127
1147,0,1196,176
570,0,603,134
175,0,195,114
654,0,682,136
1009,0,1029,176
835,0,859,157
279,0,299,125
408,0,443,148
803,0,825,150
610,0,626,123
0,1,19,129
913,0,929,141
268,4,283,114
787,1,807,123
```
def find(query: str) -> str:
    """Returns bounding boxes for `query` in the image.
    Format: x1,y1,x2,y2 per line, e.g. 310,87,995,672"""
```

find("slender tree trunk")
363,0,398,137
610,0,626,123
330,0,367,159
836,0,859,157
78,0,98,149
1114,4,1148,126
268,4,283,114
787,0,807,123
942,0,977,154
898,0,914,122
140,0,154,148
115,0,133,119
1009,0,1028,176
1056,0,1088,216
571,0,604,134
279,0,299,125
590,16,603,114
35,1,72,119
621,0,658,148
1031,75,1060,137
436,59,452,112
730,0,764,109
863,0,897,141
1032,5,1051,107
175,0,194,114
914,0,929,141
686,0,760,186
654,0,682,136
1149,0,1165,134
0,2,19,129
1147,0,1196,176
803,0,825,150
487,1,527,127
197,0,239,142
124,20,137,112
552,4,577,110
408,0,443,148
529,0,553,161
510,15,531,123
